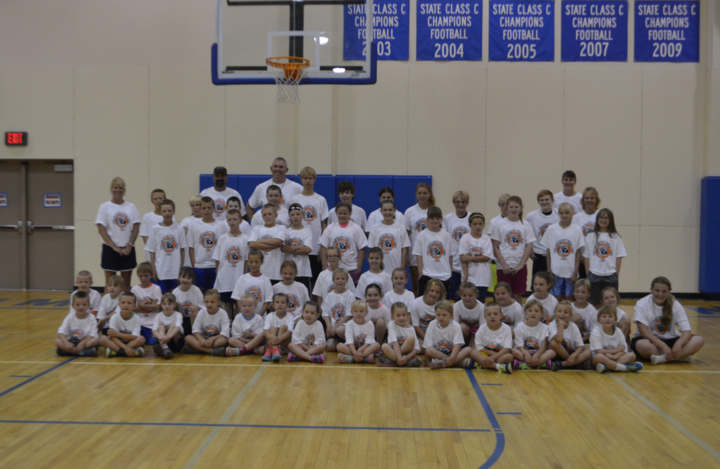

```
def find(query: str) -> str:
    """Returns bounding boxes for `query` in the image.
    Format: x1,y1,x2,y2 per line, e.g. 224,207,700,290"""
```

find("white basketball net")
268,64,305,104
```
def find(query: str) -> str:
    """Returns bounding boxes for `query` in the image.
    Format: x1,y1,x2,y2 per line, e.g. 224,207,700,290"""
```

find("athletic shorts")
157,279,179,293
140,326,156,345
101,244,138,272
220,291,233,304
194,268,216,291
631,335,681,358
551,276,574,297
496,265,528,296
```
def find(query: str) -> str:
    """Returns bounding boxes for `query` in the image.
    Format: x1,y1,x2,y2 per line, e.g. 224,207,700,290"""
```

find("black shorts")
101,244,138,272
631,335,680,358
220,291,233,304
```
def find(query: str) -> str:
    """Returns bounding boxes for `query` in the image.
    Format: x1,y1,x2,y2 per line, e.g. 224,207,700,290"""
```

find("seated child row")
58,271,703,370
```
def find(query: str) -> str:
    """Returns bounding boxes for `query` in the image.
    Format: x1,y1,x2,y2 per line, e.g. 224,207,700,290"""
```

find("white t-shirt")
249,224,286,280
453,301,486,329
153,311,183,332
192,308,230,338
131,283,162,329
548,321,584,352
513,322,549,351
288,193,329,256
409,297,437,333
491,218,536,269
108,312,142,338
526,293,558,325
200,186,246,220
500,301,524,329
140,212,177,262
367,221,411,274
321,290,356,326
70,289,102,314
486,215,504,238
474,323,513,352
572,210,598,238
223,219,252,238
356,271,393,299
284,226,313,277
540,223,585,278
422,320,464,352
553,192,583,214
442,212,471,272
312,269,357,299
328,204,367,231
212,232,250,292
344,320,376,347
248,178,303,210
145,223,188,280
572,302,597,337
367,304,391,325
404,204,429,265
97,294,120,323
590,326,628,353
188,219,228,269
526,208,560,255
231,273,274,316
273,281,310,319
57,312,98,343
412,229,456,281
366,209,405,234
383,290,416,310
292,320,327,347
264,312,295,332
172,285,204,317
457,234,494,287
583,232,627,276
251,207,289,228
95,201,141,248
319,222,368,271
182,216,203,267
230,313,265,339
387,320,421,352
633,294,691,340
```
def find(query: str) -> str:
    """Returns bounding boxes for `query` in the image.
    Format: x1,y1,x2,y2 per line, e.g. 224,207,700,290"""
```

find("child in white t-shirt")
458,212,493,302
288,300,327,364
356,247,393,299
319,202,368,286
311,246,356,306
250,185,289,228
188,196,228,290
283,203,313,288
181,195,203,267
593,306,643,372
337,300,381,363
511,300,555,370
322,268,355,351
226,294,266,356
152,292,184,358
249,204,286,282
552,170,582,214
146,199,187,293
600,287,632,346
131,262,162,345
367,199,410,275
377,302,422,367
571,279,596,342
366,186,406,233
526,271,558,325
273,260,310,322
100,292,146,357
442,190,470,300
409,279,446,346
541,202,584,301
262,293,295,362
328,180,367,230
526,190,559,279
364,283,391,344
55,292,100,357
424,301,472,369
413,206,456,296
231,249,274,317
70,270,102,316
465,302,513,374
405,182,434,296
583,208,626,306
213,208,249,319
139,188,167,263
97,275,123,334
453,282,485,346
548,301,592,371
383,268,415,307
225,197,251,236
493,282,524,330
173,266,205,335
184,289,230,355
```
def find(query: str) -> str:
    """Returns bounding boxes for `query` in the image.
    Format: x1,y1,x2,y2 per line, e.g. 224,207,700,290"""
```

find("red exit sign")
5,132,28,146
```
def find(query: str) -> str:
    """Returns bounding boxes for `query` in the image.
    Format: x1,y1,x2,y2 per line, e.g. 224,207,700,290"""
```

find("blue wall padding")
227,175,239,193
313,175,336,209
393,176,433,214
699,177,720,293
354,176,394,215
287,175,300,184
199,174,213,192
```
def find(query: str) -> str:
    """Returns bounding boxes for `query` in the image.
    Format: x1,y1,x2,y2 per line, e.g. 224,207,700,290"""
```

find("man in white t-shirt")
200,166,246,222
553,170,583,214
246,157,303,220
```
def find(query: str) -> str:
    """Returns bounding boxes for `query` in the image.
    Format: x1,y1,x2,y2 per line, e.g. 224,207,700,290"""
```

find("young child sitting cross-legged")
55,291,100,357
152,292,185,359
548,301,592,371
337,300,381,364
464,302,513,374
424,300,472,369
288,300,327,364
100,292,146,357
377,302,422,367
184,289,230,356
592,306,643,373
262,293,295,362
226,294,266,356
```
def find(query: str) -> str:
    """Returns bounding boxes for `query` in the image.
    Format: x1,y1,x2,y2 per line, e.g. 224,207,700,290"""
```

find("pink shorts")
496,265,528,296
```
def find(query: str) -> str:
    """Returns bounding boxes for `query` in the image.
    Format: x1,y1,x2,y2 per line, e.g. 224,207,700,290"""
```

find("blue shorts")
157,279,179,293
551,276,573,297
194,268,217,291
140,326,156,345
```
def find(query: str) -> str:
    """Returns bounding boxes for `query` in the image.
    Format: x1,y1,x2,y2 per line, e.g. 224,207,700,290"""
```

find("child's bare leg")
678,336,705,358
375,319,387,344
469,350,495,369
460,323,471,343
453,346,472,366
336,342,351,355
185,335,212,353
594,353,619,370
100,335,119,351
568,349,592,366
424,347,447,365
327,338,338,352
550,342,570,360
400,337,415,354
496,353,513,364
288,343,313,361
381,343,398,361
277,326,290,349
410,266,420,296
210,336,228,348
511,348,526,361
335,326,346,341
617,352,637,364
55,339,77,354
83,337,100,349
307,344,325,356
533,350,555,367
362,342,381,357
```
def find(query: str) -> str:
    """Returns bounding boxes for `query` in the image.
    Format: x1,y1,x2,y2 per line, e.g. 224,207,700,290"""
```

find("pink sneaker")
287,353,300,362
311,354,325,364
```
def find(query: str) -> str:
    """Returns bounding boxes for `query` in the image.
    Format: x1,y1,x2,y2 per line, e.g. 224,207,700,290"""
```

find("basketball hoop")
266,56,310,103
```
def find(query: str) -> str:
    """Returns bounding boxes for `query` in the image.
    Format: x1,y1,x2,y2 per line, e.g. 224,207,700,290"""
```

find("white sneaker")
596,363,607,373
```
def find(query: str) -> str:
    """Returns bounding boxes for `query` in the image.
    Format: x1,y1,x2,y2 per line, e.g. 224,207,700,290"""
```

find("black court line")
0,358,77,399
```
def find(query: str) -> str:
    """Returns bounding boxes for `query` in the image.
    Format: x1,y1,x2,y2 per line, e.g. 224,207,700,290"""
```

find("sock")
496,364,504,370
161,344,169,351
615,364,627,372
652,354,668,364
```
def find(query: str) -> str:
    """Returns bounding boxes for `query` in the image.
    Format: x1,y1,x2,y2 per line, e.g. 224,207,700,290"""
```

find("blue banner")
344,0,410,61
561,1,627,62
489,0,554,61
635,1,699,62
416,1,483,61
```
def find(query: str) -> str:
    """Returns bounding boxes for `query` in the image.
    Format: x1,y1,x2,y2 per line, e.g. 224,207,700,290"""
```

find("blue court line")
0,419,491,433
0,357,77,399
496,412,521,415
9,375,32,378
466,369,505,469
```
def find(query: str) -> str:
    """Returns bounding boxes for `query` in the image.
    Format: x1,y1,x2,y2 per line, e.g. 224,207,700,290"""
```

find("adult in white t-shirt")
200,166,246,221
95,177,141,290
246,157,303,219
552,171,583,214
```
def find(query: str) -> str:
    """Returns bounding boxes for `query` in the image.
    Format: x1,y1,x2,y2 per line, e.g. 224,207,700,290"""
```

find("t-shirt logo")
504,230,523,249
114,212,129,229
213,199,226,215
524,336,540,351
260,235,274,253
70,329,86,345
287,237,304,250
433,340,452,355
225,246,243,266
594,241,612,261
287,293,299,313
333,236,350,253
420,314,434,329
204,324,219,338
539,223,551,238
540,313,551,325
427,241,446,260
579,318,588,336
452,226,468,243
304,333,316,346
652,317,669,335
486,341,501,352
554,239,573,259
162,235,178,253
501,314,515,327
469,247,485,257
397,334,407,346
414,219,428,233
562,338,575,352
181,301,192,315
330,303,345,322
460,317,479,327
379,233,397,252
200,231,216,250
582,222,595,237
303,205,317,223
245,286,263,305
354,333,367,349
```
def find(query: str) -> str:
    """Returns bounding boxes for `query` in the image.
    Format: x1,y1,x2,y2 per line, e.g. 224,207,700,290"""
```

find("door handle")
0,221,22,232
26,221,74,233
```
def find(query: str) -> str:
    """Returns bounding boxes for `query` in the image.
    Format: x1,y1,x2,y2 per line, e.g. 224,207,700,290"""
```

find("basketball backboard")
212,0,377,85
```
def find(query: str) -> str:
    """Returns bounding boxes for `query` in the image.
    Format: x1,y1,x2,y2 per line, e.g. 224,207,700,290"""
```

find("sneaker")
279,347,289,355
518,362,531,371
262,347,274,362
596,363,607,373
153,344,163,357
626,362,644,373
311,354,325,364
211,347,226,356
117,348,128,357
80,347,97,357
337,353,353,363
429,359,447,370
551,361,563,372
134,347,145,357
183,344,200,354
498,363,512,375
462,358,476,369
253,346,265,355
537,360,551,370
376,356,397,367
226,347,240,357
287,353,300,362
104,347,117,358
163,348,174,359
271,347,282,362
56,348,75,357
362,355,374,364
406,357,423,367
374,349,383,357
581,358,593,371
512,359,521,370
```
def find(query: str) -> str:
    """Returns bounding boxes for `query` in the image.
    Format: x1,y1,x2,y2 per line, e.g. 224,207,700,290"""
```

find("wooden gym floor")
0,291,718,469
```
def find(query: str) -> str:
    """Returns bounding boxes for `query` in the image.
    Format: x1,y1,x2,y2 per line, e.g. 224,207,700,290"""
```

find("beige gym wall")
0,0,717,292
